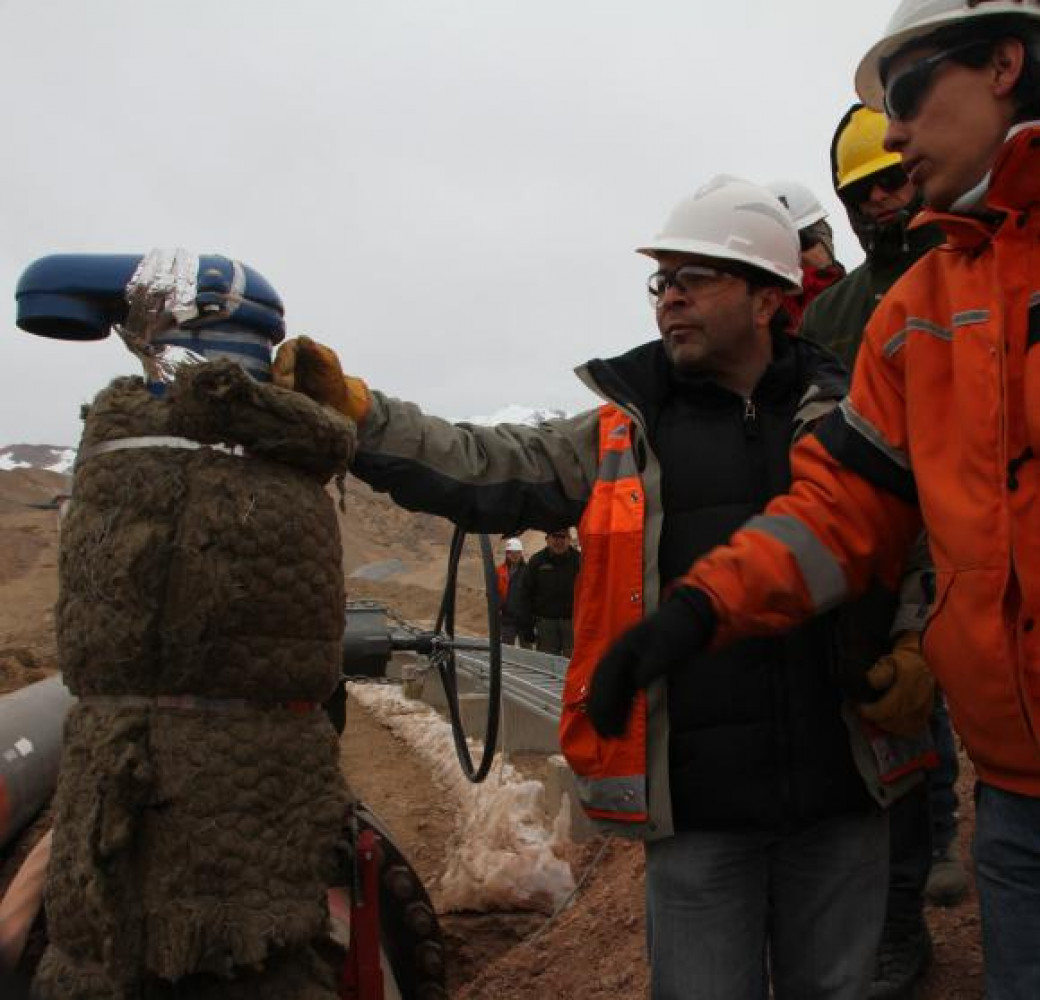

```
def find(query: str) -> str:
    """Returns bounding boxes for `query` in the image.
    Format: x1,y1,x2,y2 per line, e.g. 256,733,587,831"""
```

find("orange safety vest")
496,563,510,604
559,405,649,824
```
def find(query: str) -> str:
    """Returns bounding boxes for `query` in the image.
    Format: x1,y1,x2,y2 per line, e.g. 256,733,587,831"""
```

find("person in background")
514,529,580,657
800,102,966,1000
496,537,532,647
767,180,846,328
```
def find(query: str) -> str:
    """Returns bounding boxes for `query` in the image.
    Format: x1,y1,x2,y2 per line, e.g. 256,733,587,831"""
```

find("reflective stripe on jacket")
686,124,1040,795
560,406,648,824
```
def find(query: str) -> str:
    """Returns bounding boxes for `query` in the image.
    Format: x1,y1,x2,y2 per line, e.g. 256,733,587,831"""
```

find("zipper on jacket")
743,398,758,435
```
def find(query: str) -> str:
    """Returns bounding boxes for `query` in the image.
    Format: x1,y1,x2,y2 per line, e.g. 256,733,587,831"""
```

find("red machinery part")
341,827,385,1000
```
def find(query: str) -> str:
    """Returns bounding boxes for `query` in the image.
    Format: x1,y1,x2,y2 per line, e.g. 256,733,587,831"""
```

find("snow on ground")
43,449,76,474
346,682,574,913
456,405,569,427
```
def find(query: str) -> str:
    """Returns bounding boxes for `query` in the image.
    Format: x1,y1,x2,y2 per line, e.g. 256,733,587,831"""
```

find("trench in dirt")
338,691,548,994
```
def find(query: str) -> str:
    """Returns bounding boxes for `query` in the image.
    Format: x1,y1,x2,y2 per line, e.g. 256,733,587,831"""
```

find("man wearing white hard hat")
271,175,930,997
496,537,531,647
767,180,846,328
585,4,1040,996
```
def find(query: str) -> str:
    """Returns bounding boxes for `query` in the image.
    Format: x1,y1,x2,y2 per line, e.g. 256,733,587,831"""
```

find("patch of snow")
456,404,569,427
44,448,77,474
346,682,575,914
0,453,31,471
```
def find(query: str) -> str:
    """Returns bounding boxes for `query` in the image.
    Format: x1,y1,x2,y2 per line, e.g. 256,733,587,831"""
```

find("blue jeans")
973,782,1040,999
645,811,889,1000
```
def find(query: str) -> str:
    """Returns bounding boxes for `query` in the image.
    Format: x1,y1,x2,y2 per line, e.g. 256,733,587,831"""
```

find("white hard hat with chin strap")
856,0,1040,110
637,175,803,292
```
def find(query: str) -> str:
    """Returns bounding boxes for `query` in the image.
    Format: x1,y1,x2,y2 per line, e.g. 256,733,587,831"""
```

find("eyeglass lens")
647,265,727,305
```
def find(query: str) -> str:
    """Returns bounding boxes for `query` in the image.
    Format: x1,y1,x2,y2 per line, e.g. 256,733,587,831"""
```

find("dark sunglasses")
883,39,990,122
840,164,910,207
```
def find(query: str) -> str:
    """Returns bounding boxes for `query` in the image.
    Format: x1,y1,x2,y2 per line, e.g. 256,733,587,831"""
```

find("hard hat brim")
856,3,1040,109
837,151,905,190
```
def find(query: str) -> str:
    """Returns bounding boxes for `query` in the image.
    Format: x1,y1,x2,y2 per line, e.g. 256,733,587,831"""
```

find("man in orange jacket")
588,4,1040,996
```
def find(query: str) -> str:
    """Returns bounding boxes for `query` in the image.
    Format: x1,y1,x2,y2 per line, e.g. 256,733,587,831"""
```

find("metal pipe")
0,677,75,850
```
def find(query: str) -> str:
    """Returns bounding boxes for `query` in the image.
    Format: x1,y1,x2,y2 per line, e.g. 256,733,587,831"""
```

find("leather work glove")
858,631,935,739
272,336,371,423
587,587,716,739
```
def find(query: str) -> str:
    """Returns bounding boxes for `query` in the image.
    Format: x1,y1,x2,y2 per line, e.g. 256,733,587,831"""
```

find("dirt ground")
0,464,989,998
343,685,985,999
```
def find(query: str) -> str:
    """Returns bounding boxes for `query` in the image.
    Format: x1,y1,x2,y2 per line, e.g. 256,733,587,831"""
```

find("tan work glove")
858,631,935,738
272,336,371,423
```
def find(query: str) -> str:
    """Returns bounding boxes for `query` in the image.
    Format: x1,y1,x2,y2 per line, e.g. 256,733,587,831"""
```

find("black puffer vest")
594,334,874,833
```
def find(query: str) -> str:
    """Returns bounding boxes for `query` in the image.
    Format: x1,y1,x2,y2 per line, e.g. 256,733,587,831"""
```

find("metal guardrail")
454,644,568,723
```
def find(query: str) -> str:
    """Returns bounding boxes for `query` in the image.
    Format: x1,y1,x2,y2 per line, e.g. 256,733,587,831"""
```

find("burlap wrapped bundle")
36,362,354,998
59,364,352,700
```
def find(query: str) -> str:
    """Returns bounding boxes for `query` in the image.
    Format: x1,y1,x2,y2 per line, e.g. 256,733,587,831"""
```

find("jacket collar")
575,333,847,435
914,123,1040,251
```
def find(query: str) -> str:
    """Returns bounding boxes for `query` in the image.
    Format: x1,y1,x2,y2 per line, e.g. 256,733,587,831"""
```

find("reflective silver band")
840,399,911,470
953,310,990,327
744,513,848,612
598,447,639,483
883,317,953,357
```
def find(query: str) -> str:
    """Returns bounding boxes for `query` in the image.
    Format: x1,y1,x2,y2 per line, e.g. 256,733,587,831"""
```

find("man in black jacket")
269,175,932,999
514,530,580,656
801,103,966,1000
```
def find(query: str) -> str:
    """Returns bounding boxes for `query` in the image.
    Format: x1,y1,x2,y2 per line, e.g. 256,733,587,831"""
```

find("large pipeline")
0,677,74,850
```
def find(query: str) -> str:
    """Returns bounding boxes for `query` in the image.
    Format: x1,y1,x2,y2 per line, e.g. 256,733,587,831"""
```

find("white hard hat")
767,180,828,231
637,175,802,292
505,538,524,553
856,0,1040,110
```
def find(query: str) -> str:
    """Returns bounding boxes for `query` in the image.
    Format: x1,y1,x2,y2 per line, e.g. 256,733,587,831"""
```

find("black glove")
587,587,716,738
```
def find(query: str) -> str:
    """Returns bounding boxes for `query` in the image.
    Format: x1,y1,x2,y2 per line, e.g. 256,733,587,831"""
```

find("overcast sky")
0,0,891,446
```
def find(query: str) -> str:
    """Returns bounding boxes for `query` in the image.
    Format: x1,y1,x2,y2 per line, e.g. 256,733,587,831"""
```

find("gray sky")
1,0,890,446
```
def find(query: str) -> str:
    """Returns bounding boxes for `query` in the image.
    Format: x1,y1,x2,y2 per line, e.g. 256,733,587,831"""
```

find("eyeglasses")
840,164,910,207
647,264,734,308
883,40,989,122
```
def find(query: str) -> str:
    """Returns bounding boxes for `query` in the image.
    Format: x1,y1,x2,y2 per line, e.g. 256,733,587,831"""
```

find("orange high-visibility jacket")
685,124,1040,795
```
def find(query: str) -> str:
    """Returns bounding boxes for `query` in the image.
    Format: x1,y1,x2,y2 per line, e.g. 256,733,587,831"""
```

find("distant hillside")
0,444,76,474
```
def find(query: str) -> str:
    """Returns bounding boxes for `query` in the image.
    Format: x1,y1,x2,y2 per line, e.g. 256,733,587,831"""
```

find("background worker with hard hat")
496,537,531,647
800,103,963,1000
799,105,942,368
512,530,579,656
767,180,846,328
586,3,1040,996
268,175,927,998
